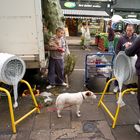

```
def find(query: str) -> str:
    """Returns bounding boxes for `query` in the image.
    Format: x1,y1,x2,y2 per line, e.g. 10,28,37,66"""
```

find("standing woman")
81,21,91,50
125,36,140,133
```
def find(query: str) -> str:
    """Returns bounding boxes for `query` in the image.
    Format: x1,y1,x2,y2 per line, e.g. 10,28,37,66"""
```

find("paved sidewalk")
66,36,81,46
0,44,140,140
66,36,95,46
0,92,139,140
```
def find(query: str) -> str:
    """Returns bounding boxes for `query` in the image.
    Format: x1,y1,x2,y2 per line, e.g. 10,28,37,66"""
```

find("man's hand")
125,42,132,48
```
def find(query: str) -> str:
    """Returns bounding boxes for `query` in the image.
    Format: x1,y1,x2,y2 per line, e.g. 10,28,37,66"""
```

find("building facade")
60,0,115,36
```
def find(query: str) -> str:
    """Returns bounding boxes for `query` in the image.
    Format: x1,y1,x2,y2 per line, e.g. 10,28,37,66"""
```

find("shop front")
60,0,113,36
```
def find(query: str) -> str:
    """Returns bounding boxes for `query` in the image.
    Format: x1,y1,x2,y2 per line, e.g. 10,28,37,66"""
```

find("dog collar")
82,93,85,100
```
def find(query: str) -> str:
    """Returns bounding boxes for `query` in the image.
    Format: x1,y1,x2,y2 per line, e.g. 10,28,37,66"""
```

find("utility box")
0,0,46,69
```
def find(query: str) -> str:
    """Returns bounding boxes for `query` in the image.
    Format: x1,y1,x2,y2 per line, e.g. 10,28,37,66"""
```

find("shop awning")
62,9,109,18
122,19,140,25
112,0,140,12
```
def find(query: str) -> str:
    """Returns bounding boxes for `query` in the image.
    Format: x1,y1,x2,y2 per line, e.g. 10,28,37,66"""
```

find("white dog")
55,91,96,118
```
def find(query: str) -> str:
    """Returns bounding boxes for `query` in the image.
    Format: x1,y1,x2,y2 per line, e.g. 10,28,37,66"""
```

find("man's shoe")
61,82,67,86
130,91,136,95
113,86,119,93
46,85,55,89
134,124,140,133
134,120,140,133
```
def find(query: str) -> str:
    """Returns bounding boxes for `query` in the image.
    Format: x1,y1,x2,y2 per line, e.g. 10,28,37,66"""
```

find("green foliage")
42,0,64,34
101,36,108,48
90,28,97,36
64,54,76,76
36,96,53,107
97,33,108,48
44,31,52,45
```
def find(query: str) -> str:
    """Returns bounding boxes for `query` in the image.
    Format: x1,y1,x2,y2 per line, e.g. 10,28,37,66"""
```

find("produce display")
95,33,119,51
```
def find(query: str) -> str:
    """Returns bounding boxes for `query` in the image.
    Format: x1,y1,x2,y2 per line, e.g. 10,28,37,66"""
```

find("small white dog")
55,91,96,118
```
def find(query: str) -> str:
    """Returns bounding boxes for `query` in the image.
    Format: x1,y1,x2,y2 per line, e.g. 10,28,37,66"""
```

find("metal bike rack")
0,79,40,133
98,77,137,128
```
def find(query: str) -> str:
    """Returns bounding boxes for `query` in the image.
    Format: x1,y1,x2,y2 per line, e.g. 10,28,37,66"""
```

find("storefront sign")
64,2,76,8
61,1,107,11
78,4,101,8
60,0,112,16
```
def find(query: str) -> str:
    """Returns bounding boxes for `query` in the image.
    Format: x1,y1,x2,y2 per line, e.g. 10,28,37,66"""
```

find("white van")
0,0,46,69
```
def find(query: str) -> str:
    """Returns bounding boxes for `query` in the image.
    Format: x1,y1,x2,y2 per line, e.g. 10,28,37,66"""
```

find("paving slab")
101,102,138,127
29,130,50,140
96,120,115,140
17,114,35,132
112,125,140,140
0,96,9,112
14,97,34,114
57,138,74,140
127,102,140,118
33,108,50,130
0,110,12,132
84,121,106,138
74,138,89,140
123,94,137,102
11,131,30,140
0,134,11,140
50,111,71,130
124,94,140,117
71,101,105,121
50,121,105,140
51,122,82,140
0,97,12,132
68,70,85,92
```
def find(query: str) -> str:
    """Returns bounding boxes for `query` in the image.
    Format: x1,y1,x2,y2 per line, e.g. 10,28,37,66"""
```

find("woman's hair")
82,22,86,26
